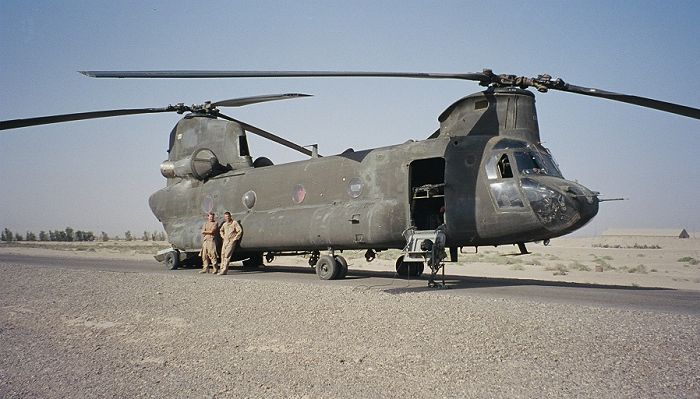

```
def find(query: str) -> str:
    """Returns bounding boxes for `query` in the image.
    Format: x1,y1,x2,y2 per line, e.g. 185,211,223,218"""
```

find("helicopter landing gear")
364,249,376,262
315,255,338,280
517,242,529,255
334,255,348,279
164,249,180,270
395,255,424,278
315,252,348,280
308,250,320,268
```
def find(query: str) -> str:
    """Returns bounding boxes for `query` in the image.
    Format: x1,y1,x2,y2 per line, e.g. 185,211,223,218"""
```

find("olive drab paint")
3,69,698,277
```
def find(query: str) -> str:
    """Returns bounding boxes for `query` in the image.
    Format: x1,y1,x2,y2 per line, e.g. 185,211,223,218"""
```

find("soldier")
199,212,219,273
218,211,243,275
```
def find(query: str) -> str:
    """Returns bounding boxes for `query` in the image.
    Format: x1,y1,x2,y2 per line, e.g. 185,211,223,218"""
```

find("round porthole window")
347,177,363,198
242,190,257,209
292,184,306,204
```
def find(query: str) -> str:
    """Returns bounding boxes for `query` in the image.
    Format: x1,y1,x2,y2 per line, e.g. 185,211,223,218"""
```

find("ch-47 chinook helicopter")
2,69,699,285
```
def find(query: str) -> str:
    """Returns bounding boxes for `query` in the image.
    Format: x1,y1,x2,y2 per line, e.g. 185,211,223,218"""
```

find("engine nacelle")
160,148,220,180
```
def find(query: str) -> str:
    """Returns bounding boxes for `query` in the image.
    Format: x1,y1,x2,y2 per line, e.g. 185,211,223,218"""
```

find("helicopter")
2,69,699,285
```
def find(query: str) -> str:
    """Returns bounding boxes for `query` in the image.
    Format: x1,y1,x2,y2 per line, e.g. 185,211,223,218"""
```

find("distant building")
601,229,690,239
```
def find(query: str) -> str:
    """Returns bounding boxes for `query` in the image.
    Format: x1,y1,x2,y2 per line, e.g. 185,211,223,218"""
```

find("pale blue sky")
1,0,699,237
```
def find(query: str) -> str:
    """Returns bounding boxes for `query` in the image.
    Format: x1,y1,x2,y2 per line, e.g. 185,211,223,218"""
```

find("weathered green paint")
149,87,599,258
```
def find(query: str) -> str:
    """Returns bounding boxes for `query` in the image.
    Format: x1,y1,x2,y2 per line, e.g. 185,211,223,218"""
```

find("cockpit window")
514,151,543,175
497,154,513,178
513,147,563,178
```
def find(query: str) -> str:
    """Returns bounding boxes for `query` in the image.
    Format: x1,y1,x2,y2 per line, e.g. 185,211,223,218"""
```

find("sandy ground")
1,236,698,290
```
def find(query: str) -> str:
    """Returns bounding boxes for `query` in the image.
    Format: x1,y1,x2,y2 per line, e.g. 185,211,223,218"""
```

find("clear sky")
1,0,699,238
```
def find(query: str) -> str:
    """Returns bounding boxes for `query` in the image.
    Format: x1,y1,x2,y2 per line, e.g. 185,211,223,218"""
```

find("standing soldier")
199,212,219,273
218,211,243,275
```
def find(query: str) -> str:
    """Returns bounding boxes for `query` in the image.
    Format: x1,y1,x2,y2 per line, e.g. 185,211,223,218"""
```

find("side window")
239,135,250,156
490,181,525,209
497,154,513,178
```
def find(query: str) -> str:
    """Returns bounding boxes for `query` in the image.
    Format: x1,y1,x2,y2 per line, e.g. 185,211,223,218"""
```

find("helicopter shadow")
230,264,671,292
379,272,673,294
227,264,372,280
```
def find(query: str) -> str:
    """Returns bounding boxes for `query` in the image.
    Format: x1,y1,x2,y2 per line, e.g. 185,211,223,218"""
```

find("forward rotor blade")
0,107,175,130
80,70,490,82
213,93,312,107
216,112,316,157
555,83,700,120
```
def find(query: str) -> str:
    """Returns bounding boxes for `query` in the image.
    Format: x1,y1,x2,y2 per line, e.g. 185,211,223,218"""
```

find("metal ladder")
402,227,448,287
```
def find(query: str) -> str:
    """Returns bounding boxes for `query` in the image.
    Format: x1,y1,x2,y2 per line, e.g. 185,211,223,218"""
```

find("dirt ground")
1,236,698,290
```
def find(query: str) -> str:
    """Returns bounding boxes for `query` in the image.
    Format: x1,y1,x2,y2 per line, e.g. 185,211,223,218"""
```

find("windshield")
513,146,563,178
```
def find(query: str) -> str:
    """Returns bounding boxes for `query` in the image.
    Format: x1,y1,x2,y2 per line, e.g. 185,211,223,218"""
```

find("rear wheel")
164,250,179,270
316,255,339,280
334,255,348,279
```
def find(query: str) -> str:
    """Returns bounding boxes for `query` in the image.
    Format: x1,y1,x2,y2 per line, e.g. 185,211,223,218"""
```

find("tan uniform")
219,220,243,274
200,220,219,272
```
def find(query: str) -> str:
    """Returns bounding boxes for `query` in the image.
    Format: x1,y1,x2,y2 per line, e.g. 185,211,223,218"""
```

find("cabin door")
409,158,445,230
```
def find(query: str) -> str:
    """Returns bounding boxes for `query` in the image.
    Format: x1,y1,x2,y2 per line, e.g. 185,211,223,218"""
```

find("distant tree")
57,231,67,241
39,231,48,241
142,231,149,241
157,232,166,241
65,227,74,242
2,228,13,242
14,232,24,241
26,231,37,241
75,230,84,242
49,230,57,241
124,231,133,241
84,231,95,242
150,231,157,241
100,231,109,242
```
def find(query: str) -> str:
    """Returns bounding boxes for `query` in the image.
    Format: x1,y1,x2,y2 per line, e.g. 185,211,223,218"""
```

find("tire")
395,255,423,278
410,262,424,277
316,255,339,280
242,253,264,268
164,250,179,270
334,255,348,279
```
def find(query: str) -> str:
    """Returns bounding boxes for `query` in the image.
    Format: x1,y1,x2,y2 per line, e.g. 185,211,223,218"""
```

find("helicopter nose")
563,183,600,228
521,178,599,233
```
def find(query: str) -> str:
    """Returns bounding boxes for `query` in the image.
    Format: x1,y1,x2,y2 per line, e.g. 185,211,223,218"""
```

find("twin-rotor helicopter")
2,69,698,285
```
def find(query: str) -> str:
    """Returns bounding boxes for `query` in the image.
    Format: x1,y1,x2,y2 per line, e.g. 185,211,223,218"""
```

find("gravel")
1,262,698,398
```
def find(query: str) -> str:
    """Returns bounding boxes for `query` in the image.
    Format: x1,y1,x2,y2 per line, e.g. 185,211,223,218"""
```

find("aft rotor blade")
0,107,175,130
556,84,700,120
213,93,312,107
80,70,490,82
216,112,316,157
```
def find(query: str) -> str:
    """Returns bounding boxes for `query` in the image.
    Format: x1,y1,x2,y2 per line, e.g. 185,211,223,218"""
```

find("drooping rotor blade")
78,69,700,119
216,112,316,157
80,70,490,82
487,72,700,120
554,83,700,120
213,93,312,107
0,107,177,131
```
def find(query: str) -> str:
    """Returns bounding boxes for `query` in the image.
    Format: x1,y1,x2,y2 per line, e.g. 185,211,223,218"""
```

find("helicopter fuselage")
149,132,599,257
